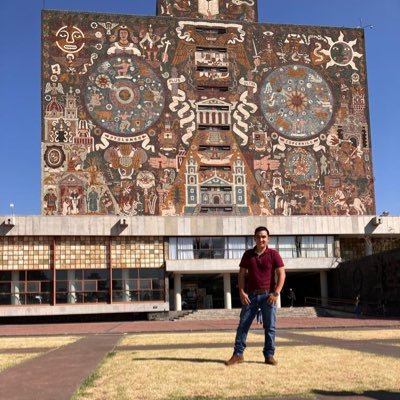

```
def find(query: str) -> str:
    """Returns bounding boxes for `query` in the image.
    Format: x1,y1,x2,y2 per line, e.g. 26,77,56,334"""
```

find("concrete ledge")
0,301,169,317
166,257,339,273
1,215,399,236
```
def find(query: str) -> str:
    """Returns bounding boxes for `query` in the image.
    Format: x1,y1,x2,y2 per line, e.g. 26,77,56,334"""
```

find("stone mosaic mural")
42,3,375,216
158,0,258,22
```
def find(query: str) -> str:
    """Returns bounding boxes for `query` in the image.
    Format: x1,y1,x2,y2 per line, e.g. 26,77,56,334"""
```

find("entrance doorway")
282,271,321,307
172,274,224,309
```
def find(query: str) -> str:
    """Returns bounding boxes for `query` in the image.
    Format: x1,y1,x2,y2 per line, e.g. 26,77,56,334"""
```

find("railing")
305,296,385,317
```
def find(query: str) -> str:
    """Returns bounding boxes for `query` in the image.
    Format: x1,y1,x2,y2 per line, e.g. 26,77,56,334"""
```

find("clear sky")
0,0,398,216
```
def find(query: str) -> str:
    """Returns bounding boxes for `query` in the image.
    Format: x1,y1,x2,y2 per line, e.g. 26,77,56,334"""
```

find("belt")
252,289,268,295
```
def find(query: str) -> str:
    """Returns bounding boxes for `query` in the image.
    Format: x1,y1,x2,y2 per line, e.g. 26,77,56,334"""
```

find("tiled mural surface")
42,3,375,217
0,237,52,270
0,237,164,270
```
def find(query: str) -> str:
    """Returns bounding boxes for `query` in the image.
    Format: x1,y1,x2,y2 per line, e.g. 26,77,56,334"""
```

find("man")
225,226,286,366
288,288,296,308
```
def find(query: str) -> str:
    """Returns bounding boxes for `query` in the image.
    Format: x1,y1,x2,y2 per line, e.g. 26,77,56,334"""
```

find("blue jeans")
233,292,277,358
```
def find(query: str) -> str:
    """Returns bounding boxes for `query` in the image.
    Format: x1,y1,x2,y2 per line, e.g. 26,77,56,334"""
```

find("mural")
42,4,375,217
158,0,258,22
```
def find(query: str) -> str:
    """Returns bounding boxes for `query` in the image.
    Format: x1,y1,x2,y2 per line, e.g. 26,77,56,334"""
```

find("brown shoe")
265,356,278,365
225,354,244,366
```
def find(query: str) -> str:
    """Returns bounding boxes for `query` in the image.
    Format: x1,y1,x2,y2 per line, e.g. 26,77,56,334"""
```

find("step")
176,307,319,321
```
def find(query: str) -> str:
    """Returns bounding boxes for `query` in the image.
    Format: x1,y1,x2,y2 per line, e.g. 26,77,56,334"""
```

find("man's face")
119,30,129,41
254,230,269,249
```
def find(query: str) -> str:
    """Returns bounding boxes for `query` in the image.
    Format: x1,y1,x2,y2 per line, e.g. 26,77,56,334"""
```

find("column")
334,238,341,258
122,269,130,302
365,236,373,256
276,293,282,309
223,273,232,310
174,273,182,311
320,270,328,306
11,271,21,305
67,270,77,304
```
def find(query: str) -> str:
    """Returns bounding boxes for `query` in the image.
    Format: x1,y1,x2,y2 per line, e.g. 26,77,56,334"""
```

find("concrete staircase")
172,307,319,321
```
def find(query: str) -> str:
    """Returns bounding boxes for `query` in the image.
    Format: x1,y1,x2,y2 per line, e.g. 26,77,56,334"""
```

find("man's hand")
267,292,279,305
240,290,250,305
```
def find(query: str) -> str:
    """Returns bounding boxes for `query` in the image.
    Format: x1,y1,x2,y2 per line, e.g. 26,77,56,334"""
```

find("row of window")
0,269,165,306
169,236,335,260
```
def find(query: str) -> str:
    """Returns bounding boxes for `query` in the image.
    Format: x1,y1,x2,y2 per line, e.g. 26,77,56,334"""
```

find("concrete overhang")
166,257,339,274
1,215,400,237
0,302,169,318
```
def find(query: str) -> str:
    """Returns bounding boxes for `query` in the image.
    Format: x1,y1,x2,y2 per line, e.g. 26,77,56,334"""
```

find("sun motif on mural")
321,31,363,70
287,90,307,113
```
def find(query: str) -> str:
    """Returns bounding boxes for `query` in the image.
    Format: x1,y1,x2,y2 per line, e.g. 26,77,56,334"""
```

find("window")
276,236,297,258
112,268,164,302
2,271,53,305
300,236,333,258
197,85,229,92
199,145,230,151
199,165,231,171
55,269,109,304
170,236,254,260
195,27,227,35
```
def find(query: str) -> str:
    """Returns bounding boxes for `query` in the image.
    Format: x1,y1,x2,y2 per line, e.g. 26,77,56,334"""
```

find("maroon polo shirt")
239,247,284,292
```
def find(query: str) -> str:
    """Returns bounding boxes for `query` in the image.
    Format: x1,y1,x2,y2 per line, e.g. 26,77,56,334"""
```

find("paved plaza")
0,316,399,400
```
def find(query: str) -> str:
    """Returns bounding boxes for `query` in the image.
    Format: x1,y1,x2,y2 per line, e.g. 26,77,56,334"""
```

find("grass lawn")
73,329,400,400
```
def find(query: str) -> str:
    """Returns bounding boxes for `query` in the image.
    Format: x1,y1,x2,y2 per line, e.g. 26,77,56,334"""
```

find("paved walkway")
1,316,400,336
0,334,122,400
0,316,399,400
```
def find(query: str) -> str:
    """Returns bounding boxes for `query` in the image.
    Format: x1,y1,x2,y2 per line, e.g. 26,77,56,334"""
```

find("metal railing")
305,296,386,317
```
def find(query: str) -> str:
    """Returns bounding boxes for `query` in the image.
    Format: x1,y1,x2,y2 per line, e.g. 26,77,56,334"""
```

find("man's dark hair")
254,226,270,236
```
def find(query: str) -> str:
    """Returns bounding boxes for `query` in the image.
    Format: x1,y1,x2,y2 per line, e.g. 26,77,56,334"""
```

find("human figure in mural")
225,226,286,366
139,24,161,62
160,0,172,15
62,197,71,215
320,154,328,175
69,189,81,215
88,187,99,213
44,189,58,215
174,0,191,12
107,28,141,56
100,191,114,214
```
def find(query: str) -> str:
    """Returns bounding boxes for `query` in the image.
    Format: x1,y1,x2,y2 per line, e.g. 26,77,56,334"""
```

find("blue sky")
0,0,398,216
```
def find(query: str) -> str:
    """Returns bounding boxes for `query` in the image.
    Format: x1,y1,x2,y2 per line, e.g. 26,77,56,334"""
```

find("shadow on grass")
132,356,225,364
312,389,400,399
168,391,400,400
131,356,266,365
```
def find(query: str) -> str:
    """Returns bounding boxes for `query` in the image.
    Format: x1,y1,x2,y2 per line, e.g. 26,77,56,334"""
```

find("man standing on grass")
225,226,286,366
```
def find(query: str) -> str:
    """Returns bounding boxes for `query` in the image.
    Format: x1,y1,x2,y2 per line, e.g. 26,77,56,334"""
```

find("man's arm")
267,267,286,305
238,267,250,305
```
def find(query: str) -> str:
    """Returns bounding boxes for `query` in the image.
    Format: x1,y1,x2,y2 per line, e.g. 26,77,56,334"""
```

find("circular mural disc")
260,65,334,139
84,56,164,136
44,145,65,169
